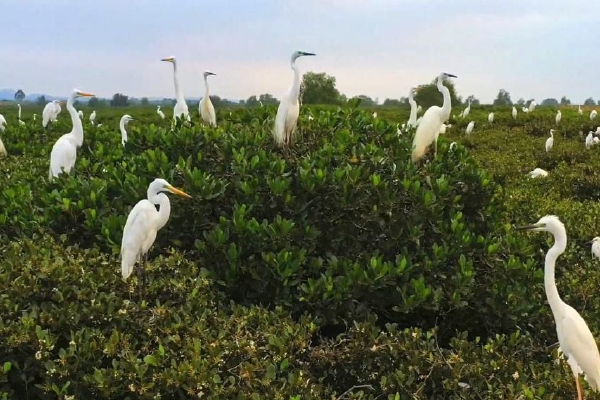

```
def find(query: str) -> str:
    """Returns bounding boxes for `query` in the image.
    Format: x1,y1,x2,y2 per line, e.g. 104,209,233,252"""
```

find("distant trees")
382,98,404,107
560,96,571,106
14,89,25,102
584,97,596,106
245,94,279,107
110,93,129,107
300,72,342,105
464,95,480,106
541,98,559,107
141,97,149,106
414,78,460,109
36,95,47,106
493,89,512,106
349,95,377,107
516,98,526,106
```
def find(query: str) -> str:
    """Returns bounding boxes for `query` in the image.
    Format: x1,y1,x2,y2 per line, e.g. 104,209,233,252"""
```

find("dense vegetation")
1,101,600,399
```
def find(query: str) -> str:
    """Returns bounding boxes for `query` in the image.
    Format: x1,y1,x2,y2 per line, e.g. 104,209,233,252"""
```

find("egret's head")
516,215,565,236
203,71,216,78
161,56,176,63
73,89,95,98
121,114,134,124
439,72,457,81
292,51,316,62
151,178,192,199
550,129,555,135
588,237,600,245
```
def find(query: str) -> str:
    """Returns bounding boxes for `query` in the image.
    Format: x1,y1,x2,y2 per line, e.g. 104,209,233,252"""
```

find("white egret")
0,115,6,157
33,114,38,121
595,137,600,145
512,107,517,119
120,114,134,146
579,105,583,116
546,129,554,153
53,101,62,121
43,101,58,128
78,110,83,120
439,123,452,135
48,89,95,181
595,127,600,136
17,103,22,120
372,111,378,119
157,105,165,119
589,237,600,260
417,105,422,114
517,216,600,400
406,87,418,131
411,72,457,162
529,168,548,178
522,107,530,113
199,71,217,126
120,178,191,298
462,99,471,118
591,110,597,121
556,110,562,126
528,100,537,112
90,110,96,125
465,121,475,135
0,135,6,157
273,50,316,147
586,132,594,149
488,112,494,123
161,56,190,122
0,114,6,132
18,119,25,126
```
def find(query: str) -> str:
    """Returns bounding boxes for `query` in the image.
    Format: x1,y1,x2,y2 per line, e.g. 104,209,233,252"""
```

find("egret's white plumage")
590,237,600,261
488,112,494,123
586,132,594,149
522,107,530,113
462,99,471,118
90,110,96,125
556,110,562,126
78,110,83,120
161,56,190,122
372,111,377,119
591,110,597,121
120,179,191,289
406,87,418,131
273,51,316,147
529,168,548,178
518,216,600,399
157,105,165,119
579,105,583,116
18,119,25,126
512,107,517,119
120,114,134,146
42,100,59,128
0,114,6,132
199,71,217,126
528,100,537,112
48,89,94,181
411,72,457,162
465,121,475,135
546,129,554,153
0,115,6,156
17,104,21,120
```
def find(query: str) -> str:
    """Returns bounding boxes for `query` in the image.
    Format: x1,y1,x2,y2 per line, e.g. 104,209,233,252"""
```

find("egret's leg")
576,375,583,400
136,259,144,301
141,253,148,300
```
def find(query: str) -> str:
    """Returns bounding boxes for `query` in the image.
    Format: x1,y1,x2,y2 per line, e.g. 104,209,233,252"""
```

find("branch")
336,384,374,400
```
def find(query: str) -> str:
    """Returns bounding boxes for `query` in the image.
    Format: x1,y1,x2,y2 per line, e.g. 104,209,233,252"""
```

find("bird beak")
586,240,593,245
161,57,174,62
446,73,457,78
301,52,316,56
515,222,545,231
78,92,95,97
167,185,192,199
208,72,216,76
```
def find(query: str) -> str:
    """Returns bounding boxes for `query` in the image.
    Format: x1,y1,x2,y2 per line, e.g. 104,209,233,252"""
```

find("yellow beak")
167,185,192,199
78,92,95,97
161,58,174,62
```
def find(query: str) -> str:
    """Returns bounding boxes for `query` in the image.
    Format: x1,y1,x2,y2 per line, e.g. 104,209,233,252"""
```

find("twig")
336,384,374,400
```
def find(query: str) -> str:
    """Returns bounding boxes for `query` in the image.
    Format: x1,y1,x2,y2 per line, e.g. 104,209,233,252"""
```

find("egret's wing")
560,305,600,388
0,137,6,157
207,102,216,126
284,101,300,136
49,136,76,179
273,100,289,145
121,200,157,279
42,104,53,127
0,114,6,125
411,106,442,162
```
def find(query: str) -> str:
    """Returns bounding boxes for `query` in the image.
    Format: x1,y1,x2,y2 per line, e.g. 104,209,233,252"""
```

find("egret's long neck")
545,231,567,318
120,120,128,145
290,60,301,101
204,75,210,99
150,192,171,230
438,78,452,122
67,94,84,146
172,61,184,102
408,92,417,123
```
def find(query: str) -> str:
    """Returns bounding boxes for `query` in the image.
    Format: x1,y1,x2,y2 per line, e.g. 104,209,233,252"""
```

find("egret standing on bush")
120,114,134,146
546,129,554,152
488,112,494,123
273,50,316,147
591,110,597,121
48,89,95,181
121,178,191,298
517,216,600,400
462,98,471,118
406,87,418,131
90,110,96,125
411,72,456,162
161,56,190,122
589,237,600,260
512,106,517,119
157,105,165,119
556,110,562,126
199,71,217,126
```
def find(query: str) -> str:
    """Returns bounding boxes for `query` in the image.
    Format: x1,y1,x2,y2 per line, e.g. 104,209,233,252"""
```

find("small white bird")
586,132,594,149
590,237,600,260
529,168,548,178
120,178,191,297
512,107,517,119
372,111,378,119
528,100,537,112
0,114,6,157
546,129,554,153
78,110,83,119
579,104,583,116
465,121,475,134
518,216,600,399
439,123,452,134
522,107,530,113
594,137,600,145
199,71,217,126
157,105,165,119
18,119,25,126
406,87,418,131
591,110,598,120
488,112,494,123
595,127,600,136
462,99,471,118
556,110,562,126
17,103,22,120
120,114,134,146
90,110,96,125
33,113,38,121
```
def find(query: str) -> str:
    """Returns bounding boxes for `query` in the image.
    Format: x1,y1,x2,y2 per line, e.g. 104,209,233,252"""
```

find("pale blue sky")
2,0,599,103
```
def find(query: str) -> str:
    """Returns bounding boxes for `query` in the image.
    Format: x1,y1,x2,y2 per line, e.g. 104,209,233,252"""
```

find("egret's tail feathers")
121,259,134,279
0,138,6,157
411,143,427,163
273,125,286,147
